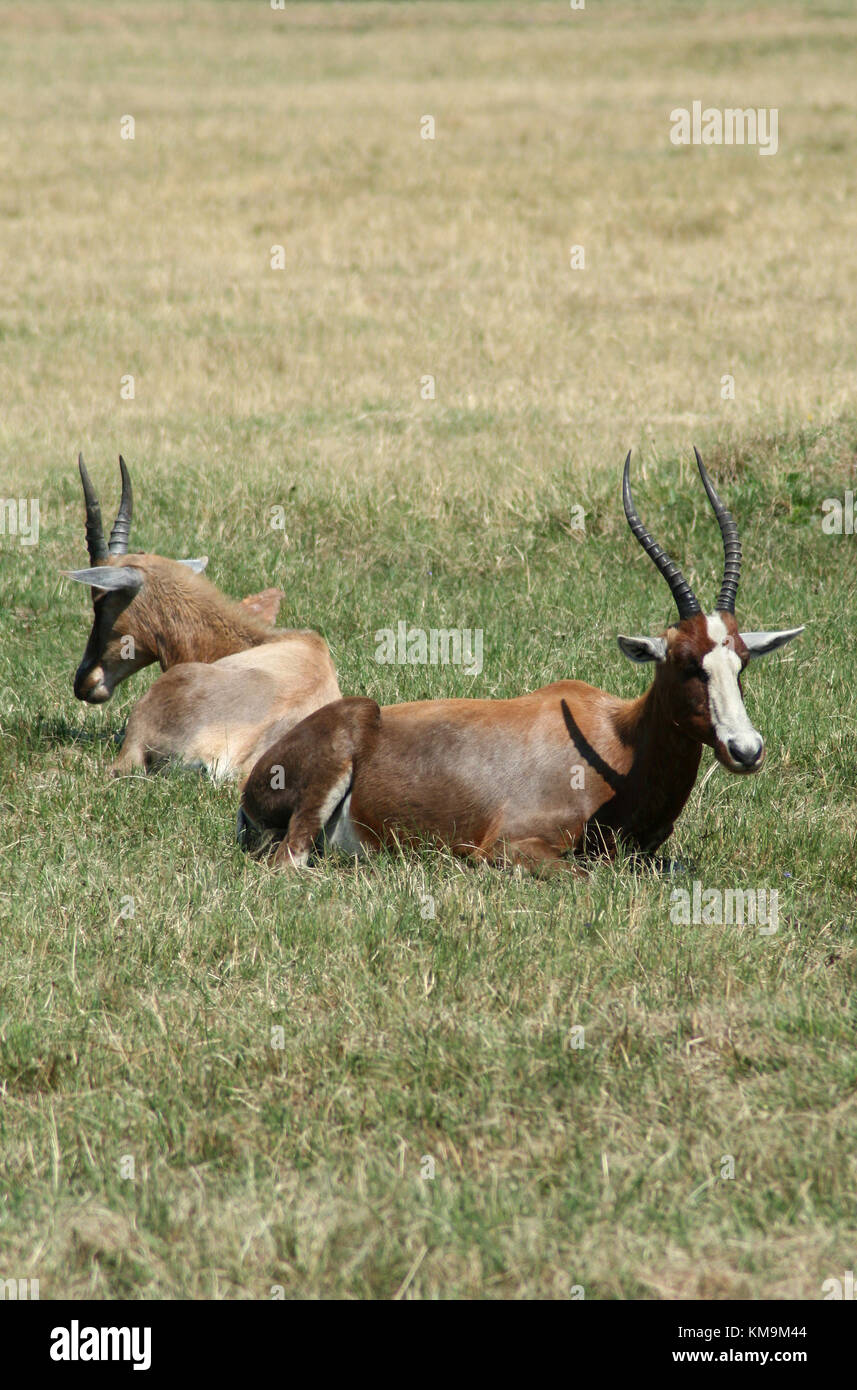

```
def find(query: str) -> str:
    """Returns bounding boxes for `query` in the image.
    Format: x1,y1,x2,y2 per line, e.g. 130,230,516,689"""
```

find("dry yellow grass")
2,2,856,501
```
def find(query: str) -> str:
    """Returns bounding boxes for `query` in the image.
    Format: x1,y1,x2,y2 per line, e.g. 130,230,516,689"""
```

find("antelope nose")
727,735,763,768
74,664,110,703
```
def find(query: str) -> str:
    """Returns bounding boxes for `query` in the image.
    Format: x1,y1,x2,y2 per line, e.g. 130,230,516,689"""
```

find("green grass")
1,1,856,1299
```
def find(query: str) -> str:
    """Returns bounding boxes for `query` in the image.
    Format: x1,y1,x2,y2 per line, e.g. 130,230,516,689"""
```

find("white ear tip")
62,564,143,590
62,569,100,584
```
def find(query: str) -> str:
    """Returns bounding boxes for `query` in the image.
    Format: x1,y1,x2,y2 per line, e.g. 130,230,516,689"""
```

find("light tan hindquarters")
111,633,341,780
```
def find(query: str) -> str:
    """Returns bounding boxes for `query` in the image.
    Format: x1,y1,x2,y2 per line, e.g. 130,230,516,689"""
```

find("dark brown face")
73,565,155,703
664,613,763,773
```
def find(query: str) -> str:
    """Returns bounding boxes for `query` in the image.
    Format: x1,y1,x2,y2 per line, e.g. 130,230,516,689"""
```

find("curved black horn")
78,453,109,564
622,451,701,620
107,455,133,555
693,446,741,614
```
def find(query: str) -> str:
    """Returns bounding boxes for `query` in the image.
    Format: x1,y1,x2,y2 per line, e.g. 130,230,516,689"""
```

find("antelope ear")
177,556,208,573
63,566,144,591
740,627,805,658
617,634,668,664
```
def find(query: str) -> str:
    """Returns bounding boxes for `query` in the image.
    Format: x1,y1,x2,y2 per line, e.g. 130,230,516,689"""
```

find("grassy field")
1,0,856,1299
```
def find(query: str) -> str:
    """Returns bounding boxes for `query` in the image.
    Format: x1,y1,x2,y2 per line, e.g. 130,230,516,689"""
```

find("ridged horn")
622,451,701,620
108,455,133,555
78,453,109,564
693,447,741,614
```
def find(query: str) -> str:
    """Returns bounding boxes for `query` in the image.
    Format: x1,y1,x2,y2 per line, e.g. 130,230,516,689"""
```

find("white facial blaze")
702,614,763,766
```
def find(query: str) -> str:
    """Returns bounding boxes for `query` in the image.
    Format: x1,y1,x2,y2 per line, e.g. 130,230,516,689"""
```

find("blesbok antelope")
240,450,803,871
66,455,340,778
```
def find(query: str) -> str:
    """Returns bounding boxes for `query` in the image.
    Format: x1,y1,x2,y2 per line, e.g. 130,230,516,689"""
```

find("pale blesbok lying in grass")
239,450,803,870
66,456,340,779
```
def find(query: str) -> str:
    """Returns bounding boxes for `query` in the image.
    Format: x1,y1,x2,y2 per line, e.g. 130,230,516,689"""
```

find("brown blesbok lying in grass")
240,450,803,870
66,456,340,779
